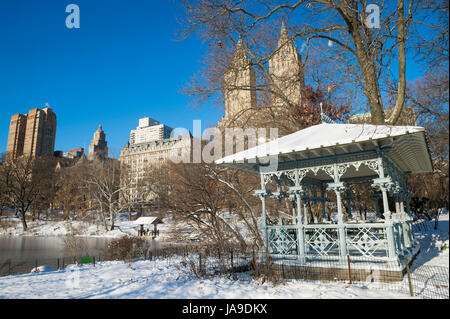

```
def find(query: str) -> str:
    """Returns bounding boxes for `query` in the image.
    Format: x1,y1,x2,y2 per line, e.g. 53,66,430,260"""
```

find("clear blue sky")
0,0,222,157
0,1,427,158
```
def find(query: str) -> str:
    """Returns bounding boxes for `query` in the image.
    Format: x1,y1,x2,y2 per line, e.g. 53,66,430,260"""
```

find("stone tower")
269,23,304,107
88,124,108,161
224,39,257,121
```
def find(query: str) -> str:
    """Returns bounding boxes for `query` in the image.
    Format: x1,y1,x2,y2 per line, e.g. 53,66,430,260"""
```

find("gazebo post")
373,155,397,261
259,173,268,253
294,169,306,263
400,190,412,250
328,163,348,261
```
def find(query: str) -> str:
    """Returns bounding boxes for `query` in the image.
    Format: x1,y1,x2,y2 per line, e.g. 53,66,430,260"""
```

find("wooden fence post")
405,257,414,297
347,255,352,284
230,250,234,272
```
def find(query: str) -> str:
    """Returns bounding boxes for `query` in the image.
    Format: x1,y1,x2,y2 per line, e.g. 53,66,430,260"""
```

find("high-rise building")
223,39,257,121
129,117,173,145
6,107,57,161
119,118,192,199
88,125,109,161
268,23,304,107
220,24,304,125
6,114,28,160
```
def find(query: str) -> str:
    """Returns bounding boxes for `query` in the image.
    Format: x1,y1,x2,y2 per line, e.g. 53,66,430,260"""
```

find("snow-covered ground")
411,214,449,269
0,215,447,299
0,256,413,299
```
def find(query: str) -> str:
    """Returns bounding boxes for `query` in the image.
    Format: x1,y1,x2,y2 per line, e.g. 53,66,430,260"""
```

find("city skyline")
0,0,222,158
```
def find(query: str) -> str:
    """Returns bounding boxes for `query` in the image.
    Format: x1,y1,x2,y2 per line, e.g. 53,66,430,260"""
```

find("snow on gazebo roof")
134,217,163,225
215,123,433,175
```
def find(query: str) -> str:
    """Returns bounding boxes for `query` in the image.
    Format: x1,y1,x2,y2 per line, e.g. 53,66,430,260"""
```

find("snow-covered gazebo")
134,216,164,237
215,123,433,281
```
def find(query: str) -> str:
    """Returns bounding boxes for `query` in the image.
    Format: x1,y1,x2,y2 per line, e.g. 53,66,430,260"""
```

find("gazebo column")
289,170,306,263
327,163,348,261
295,190,306,263
392,184,406,255
372,156,397,261
400,190,412,250
381,183,397,260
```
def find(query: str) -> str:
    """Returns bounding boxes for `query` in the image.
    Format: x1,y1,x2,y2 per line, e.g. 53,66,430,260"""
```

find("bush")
106,235,150,261
63,235,88,263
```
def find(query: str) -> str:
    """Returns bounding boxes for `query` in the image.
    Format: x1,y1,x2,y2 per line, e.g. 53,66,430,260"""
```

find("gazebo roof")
215,123,433,175
134,217,163,225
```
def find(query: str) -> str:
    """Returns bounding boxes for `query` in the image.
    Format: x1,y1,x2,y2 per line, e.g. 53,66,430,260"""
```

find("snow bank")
0,256,410,299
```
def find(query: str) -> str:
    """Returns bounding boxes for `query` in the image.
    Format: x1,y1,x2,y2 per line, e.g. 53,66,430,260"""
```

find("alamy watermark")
166,120,279,172
65,4,80,29
365,4,380,29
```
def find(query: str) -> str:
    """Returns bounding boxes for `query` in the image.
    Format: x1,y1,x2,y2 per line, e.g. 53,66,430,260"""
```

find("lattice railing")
266,221,412,261
304,225,339,257
267,226,298,257
346,224,389,259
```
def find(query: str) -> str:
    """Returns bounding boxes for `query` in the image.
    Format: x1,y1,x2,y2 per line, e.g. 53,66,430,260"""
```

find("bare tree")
84,159,134,231
146,159,262,251
0,156,51,231
54,160,90,220
118,162,148,221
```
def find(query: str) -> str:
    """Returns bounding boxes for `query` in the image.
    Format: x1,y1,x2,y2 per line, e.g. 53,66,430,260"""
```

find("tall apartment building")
220,24,304,125
129,117,173,145
119,118,192,199
6,107,57,161
223,39,257,121
268,23,304,108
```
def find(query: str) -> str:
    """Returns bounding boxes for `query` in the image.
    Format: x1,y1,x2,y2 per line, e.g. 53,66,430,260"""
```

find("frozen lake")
0,235,176,265
0,236,113,263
